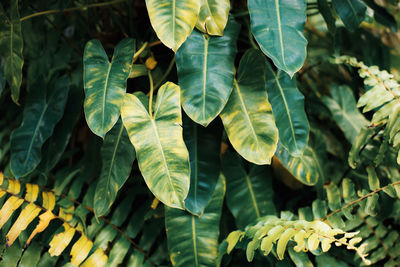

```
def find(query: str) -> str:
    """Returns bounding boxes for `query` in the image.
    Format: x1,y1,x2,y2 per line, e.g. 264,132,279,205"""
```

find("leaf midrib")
102,63,112,130
245,174,261,218
191,216,199,266
202,36,209,122
274,0,288,70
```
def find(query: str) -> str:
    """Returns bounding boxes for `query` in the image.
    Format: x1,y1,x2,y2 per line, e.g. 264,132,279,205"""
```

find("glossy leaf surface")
220,49,278,165
10,77,70,178
183,116,221,216
0,1,23,103
248,0,307,76
222,150,275,228
332,0,366,31
145,0,200,52
165,176,225,267
196,0,230,36
266,62,309,156
176,20,239,126
94,118,136,217
83,38,135,138
122,82,190,209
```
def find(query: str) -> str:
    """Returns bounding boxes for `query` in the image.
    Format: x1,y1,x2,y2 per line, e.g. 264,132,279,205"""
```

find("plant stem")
148,70,154,117
154,56,176,89
133,42,149,64
20,0,127,22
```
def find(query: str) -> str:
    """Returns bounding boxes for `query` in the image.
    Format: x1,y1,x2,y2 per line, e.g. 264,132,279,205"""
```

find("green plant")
0,0,400,266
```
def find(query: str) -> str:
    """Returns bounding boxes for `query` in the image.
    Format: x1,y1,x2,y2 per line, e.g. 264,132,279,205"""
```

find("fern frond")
225,215,370,264
0,172,108,266
333,56,400,164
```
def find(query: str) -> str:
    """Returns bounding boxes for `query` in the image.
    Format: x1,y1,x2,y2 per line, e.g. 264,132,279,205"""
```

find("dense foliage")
1,0,400,266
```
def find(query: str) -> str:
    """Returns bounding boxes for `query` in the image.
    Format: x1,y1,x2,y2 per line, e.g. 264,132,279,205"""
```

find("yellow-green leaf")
6,203,41,246
145,0,200,52
70,235,93,266
122,82,190,209
277,228,297,260
81,248,108,267
196,0,230,36
26,210,55,245
220,49,278,165
0,196,24,228
83,38,135,138
49,223,76,256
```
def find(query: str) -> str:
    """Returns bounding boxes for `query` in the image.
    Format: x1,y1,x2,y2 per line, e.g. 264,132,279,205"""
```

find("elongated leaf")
70,235,93,266
165,176,225,267
0,1,23,103
183,116,221,216
266,62,309,157
10,76,70,178
38,85,83,173
83,38,135,138
322,85,368,143
94,118,136,217
222,150,275,228
318,0,336,35
332,0,366,32
196,0,230,36
220,49,278,165
0,64,5,96
248,0,307,76
176,19,240,127
122,82,190,209
145,0,200,52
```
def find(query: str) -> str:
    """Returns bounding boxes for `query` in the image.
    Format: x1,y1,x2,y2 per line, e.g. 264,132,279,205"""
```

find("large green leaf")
83,38,135,138
0,1,23,104
222,150,275,229
322,85,368,143
145,0,200,52
196,0,230,36
94,118,136,217
10,76,70,178
121,82,190,209
165,175,225,267
220,49,278,165
176,19,240,127
38,85,83,173
183,116,221,216
248,0,307,76
266,62,309,157
332,0,366,32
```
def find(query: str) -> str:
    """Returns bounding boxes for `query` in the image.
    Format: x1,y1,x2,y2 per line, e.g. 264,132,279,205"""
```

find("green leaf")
183,116,221,216
266,62,309,157
94,118,136,217
318,0,336,35
38,85,83,173
363,0,397,32
176,19,240,127
196,0,230,36
145,0,200,52
165,175,225,267
10,76,70,178
0,63,5,96
332,0,366,32
220,49,278,165
83,38,135,138
121,82,190,209
248,0,307,76
322,85,368,143
222,150,275,229
0,1,24,104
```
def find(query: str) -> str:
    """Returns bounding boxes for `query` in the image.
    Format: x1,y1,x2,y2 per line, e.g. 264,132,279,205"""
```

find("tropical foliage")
0,0,400,266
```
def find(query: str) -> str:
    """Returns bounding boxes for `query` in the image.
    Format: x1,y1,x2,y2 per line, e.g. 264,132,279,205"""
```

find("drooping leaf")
248,0,307,76
265,62,309,157
196,0,230,36
48,223,76,256
38,85,83,173
122,82,190,209
332,0,367,32
222,150,275,228
81,248,108,267
83,38,135,138
220,49,278,165
70,234,93,266
94,118,136,217
10,76,70,178
322,85,368,143
176,19,240,127
165,175,225,267
0,1,24,104
145,0,200,52
183,116,221,216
